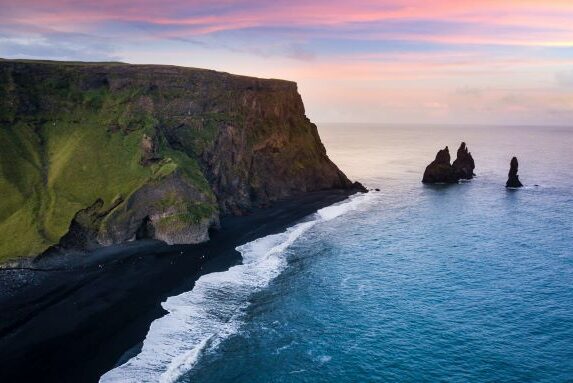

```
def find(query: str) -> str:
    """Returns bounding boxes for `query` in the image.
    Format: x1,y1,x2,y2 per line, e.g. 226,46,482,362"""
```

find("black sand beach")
0,189,354,383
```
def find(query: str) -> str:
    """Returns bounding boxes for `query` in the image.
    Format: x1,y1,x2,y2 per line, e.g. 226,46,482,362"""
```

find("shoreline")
0,189,356,383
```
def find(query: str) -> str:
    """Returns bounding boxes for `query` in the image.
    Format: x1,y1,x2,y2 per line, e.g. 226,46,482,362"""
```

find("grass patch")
155,202,217,230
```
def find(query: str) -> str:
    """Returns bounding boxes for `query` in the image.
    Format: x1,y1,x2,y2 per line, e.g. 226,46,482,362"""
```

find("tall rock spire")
452,142,475,180
506,157,523,188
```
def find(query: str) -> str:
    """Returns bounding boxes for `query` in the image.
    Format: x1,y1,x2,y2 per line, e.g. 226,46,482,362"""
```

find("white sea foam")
100,192,374,383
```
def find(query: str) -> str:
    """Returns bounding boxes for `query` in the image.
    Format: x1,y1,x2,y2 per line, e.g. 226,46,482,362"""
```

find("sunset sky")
2,0,573,125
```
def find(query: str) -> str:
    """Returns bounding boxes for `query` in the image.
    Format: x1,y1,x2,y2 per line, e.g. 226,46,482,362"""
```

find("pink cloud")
3,0,573,47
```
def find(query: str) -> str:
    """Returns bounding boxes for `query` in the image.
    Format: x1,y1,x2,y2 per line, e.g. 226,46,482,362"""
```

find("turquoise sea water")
103,124,573,382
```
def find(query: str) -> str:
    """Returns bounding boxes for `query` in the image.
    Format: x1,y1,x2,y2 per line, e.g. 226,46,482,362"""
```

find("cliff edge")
0,59,356,262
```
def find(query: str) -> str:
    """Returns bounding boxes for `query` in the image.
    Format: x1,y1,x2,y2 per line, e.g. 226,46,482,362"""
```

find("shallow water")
104,124,573,382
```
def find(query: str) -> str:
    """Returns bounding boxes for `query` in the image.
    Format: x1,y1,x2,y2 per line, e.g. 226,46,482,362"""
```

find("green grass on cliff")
154,201,218,231
0,118,150,261
0,75,215,262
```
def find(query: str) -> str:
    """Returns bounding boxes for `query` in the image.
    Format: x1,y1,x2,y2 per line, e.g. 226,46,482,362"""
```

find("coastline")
0,189,356,383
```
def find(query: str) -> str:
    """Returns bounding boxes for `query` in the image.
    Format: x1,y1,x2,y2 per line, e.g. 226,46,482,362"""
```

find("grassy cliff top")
0,58,298,88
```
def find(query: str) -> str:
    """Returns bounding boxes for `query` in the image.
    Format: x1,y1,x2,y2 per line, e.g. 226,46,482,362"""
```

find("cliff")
0,59,355,262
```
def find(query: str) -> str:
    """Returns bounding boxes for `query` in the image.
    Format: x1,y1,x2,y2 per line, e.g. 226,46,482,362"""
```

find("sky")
1,0,573,125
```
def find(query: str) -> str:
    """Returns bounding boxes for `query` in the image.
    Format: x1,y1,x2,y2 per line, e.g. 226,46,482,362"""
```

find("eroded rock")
423,142,476,184
506,157,523,188
452,142,475,180
422,146,458,183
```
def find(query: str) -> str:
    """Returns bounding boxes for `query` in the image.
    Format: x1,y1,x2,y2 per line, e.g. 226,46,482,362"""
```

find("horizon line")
316,122,573,128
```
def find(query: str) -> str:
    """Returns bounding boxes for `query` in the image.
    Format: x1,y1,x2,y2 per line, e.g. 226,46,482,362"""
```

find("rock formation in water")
351,181,368,192
452,142,475,180
0,59,361,262
506,157,523,188
422,146,459,183
423,142,476,184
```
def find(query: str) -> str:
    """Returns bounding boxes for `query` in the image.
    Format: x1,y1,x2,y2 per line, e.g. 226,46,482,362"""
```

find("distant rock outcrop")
423,142,477,184
422,146,459,183
506,157,523,188
351,181,368,193
452,142,475,180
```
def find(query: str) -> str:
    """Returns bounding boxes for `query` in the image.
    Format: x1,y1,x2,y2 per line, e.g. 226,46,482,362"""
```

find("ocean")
101,124,573,382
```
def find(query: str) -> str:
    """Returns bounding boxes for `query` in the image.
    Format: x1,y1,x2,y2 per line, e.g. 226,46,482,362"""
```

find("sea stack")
422,146,459,183
452,142,475,180
506,157,523,188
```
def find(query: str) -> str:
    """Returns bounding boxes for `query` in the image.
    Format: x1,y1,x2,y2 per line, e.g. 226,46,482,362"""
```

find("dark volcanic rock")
422,146,459,183
423,142,476,184
452,142,475,179
506,157,523,188
351,181,368,193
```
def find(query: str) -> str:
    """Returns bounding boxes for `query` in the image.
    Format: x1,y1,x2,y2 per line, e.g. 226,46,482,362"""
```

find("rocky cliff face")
0,59,355,262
